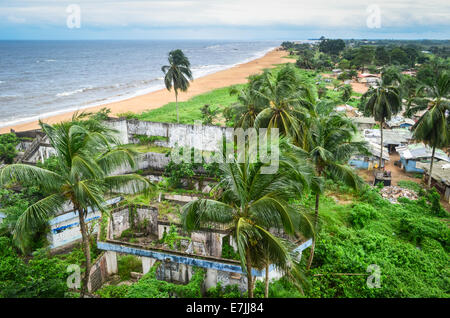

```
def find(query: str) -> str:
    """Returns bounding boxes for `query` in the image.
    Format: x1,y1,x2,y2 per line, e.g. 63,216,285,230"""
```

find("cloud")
0,0,448,39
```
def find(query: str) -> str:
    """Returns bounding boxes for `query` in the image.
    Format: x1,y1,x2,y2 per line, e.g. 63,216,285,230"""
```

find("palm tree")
227,75,269,129
412,72,449,187
0,117,151,297
363,76,402,169
254,64,316,146
181,138,314,297
161,49,193,123
339,84,353,103
302,110,366,269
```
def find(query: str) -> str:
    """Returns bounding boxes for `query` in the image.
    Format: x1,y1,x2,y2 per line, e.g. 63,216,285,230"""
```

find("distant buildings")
349,140,390,170
396,143,450,173
385,116,415,129
352,117,376,130
357,73,380,87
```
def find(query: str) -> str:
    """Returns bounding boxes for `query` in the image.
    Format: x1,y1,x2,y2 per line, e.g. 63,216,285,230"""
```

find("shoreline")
1,48,294,134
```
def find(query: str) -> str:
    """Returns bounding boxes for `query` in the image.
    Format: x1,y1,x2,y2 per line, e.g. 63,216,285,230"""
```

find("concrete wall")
110,205,159,238
88,251,118,292
123,119,233,152
48,210,101,249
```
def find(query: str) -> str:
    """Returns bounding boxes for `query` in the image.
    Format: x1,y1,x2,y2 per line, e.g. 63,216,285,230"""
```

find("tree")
354,46,375,72
390,47,409,66
181,139,314,297
254,64,316,146
363,77,402,169
0,133,19,164
162,50,193,123
302,109,366,269
318,39,345,56
0,117,151,297
412,72,449,187
227,75,268,129
339,84,353,103
375,46,390,66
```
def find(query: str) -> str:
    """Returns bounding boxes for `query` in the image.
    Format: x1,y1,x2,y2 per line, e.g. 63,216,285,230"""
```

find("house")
357,73,380,86
353,117,376,130
364,128,413,152
386,116,416,130
349,141,390,170
335,104,359,117
401,70,417,77
396,143,450,173
416,161,450,202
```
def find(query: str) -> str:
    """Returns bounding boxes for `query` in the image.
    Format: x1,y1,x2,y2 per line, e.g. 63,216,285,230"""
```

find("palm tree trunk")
175,91,179,123
78,208,91,298
306,192,320,270
246,248,254,298
379,120,384,170
264,262,269,298
428,145,436,188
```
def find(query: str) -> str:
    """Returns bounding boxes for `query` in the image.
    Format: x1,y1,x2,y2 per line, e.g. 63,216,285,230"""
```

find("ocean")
0,40,280,128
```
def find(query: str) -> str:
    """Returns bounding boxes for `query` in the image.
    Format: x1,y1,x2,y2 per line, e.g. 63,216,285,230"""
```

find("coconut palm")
181,138,314,297
254,64,316,146
161,49,193,123
412,72,450,187
302,109,366,269
339,84,353,103
227,75,268,129
0,117,151,297
363,78,402,169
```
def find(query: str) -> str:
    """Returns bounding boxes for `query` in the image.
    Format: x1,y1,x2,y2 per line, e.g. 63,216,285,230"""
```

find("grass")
136,85,243,124
117,255,142,281
133,144,171,154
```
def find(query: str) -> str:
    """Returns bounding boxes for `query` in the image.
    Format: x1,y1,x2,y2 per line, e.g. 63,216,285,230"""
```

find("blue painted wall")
349,159,369,169
400,157,424,173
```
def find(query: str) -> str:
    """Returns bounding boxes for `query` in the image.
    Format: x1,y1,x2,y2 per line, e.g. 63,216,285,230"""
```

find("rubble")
379,186,418,204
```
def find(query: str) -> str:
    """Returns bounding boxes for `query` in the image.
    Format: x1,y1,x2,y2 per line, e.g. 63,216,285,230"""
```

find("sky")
0,0,449,40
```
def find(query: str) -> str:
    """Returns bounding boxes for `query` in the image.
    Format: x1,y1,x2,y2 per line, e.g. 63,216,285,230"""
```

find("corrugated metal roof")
396,143,449,162
416,161,450,186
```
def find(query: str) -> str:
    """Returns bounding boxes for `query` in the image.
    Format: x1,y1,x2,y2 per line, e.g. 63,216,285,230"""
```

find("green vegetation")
0,133,19,164
117,255,142,281
0,115,152,297
303,183,449,298
137,85,242,124
125,262,205,298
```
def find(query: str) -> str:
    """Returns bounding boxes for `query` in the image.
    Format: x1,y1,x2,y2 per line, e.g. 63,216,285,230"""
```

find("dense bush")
125,262,205,298
349,203,378,228
96,284,130,298
117,255,142,281
0,133,19,164
206,282,242,298
0,237,70,298
307,188,450,298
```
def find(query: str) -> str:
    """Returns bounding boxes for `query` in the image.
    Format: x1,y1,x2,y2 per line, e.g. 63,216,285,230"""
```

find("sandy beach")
1,49,295,134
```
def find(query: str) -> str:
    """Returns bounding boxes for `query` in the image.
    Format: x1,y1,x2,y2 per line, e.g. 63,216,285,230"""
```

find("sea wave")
1,44,279,129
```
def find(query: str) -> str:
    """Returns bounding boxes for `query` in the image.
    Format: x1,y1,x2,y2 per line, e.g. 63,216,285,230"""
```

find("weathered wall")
88,251,118,292
48,210,101,249
118,119,233,152
110,205,159,238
